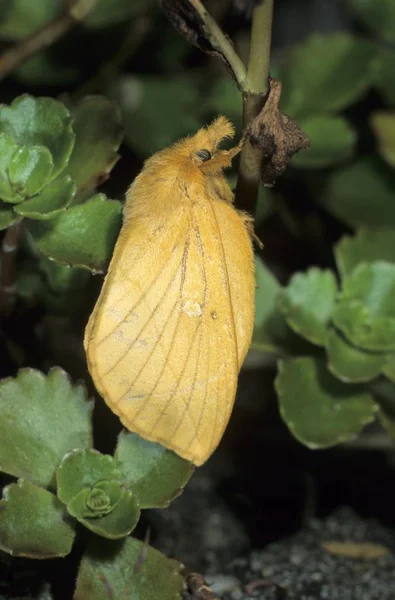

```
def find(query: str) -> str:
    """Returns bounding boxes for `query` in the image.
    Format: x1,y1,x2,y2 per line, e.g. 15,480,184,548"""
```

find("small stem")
244,0,274,94
189,0,247,89
0,0,99,80
0,219,23,315
235,0,274,215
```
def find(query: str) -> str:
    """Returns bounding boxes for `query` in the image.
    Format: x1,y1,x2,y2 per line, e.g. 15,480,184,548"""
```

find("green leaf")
0,0,62,40
347,0,395,43
275,357,377,448
57,449,122,505
291,116,356,169
382,355,395,383
8,146,53,197
18,256,90,315
374,47,395,105
114,431,194,509
0,95,75,180
280,32,376,118
0,480,75,558
14,176,76,219
27,193,122,272
57,449,140,539
335,228,395,278
333,262,395,352
319,157,395,228
278,268,337,346
326,328,388,383
0,132,19,202
39,256,90,294
0,202,18,230
115,76,201,155
76,490,139,539
65,96,122,192
370,111,395,168
85,0,155,28
68,480,125,519
74,537,184,600
252,257,313,354
0,368,93,488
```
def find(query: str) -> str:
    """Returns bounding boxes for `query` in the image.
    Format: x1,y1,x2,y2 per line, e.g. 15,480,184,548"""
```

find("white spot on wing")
182,300,202,318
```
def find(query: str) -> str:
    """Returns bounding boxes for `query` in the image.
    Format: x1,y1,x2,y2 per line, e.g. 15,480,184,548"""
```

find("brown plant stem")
235,0,274,215
0,0,99,80
0,219,23,315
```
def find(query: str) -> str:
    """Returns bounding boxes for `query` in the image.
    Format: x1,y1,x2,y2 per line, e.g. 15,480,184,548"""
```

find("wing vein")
99,240,189,379
94,240,183,347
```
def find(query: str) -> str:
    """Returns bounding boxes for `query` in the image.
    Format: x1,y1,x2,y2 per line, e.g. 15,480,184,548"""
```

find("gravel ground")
207,509,395,600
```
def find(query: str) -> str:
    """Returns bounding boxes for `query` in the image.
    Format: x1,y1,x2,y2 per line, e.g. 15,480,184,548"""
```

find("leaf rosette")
57,449,140,539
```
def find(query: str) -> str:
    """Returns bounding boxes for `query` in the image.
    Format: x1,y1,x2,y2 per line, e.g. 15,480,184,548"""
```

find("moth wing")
85,204,254,466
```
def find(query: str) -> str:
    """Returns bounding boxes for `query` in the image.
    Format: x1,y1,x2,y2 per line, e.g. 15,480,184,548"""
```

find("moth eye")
196,149,212,162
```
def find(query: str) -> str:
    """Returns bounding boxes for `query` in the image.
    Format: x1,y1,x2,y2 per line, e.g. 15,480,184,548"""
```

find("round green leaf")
27,193,122,273
0,480,75,558
326,327,388,383
335,228,395,279
278,268,337,346
14,175,76,220
319,156,395,228
0,95,75,180
0,202,18,230
77,490,140,539
115,76,201,156
371,111,395,168
57,449,122,505
17,257,91,315
280,32,376,118
66,96,122,191
275,357,378,448
333,262,395,352
0,368,93,488
0,132,19,202
74,536,184,600
347,0,395,43
8,145,54,197
252,256,312,354
68,481,125,519
291,116,356,169
114,431,194,509
57,449,140,539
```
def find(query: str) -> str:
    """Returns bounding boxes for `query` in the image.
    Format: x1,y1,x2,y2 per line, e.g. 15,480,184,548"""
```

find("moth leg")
239,211,263,249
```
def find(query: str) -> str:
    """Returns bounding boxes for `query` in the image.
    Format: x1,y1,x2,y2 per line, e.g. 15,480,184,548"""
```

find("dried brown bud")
249,78,310,186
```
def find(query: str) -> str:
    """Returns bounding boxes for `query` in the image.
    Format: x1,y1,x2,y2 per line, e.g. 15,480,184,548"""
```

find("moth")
84,116,255,466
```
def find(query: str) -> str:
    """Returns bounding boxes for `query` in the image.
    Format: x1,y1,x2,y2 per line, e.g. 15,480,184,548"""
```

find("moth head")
190,116,236,173
162,116,237,175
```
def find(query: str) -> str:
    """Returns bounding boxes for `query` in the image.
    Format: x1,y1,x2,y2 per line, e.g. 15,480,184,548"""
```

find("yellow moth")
84,117,255,466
